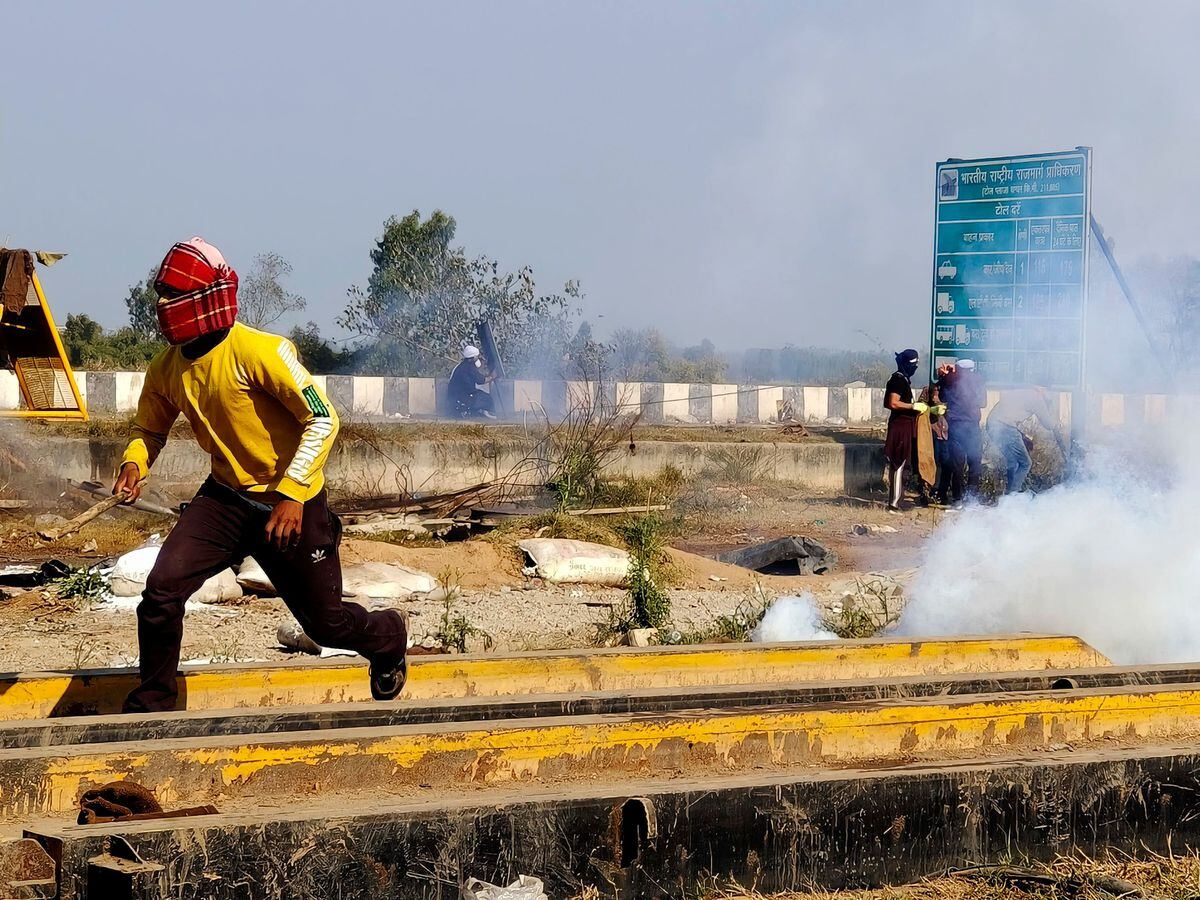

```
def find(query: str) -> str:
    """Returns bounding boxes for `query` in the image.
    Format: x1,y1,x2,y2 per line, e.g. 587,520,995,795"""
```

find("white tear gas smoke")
751,594,835,643
899,426,1200,664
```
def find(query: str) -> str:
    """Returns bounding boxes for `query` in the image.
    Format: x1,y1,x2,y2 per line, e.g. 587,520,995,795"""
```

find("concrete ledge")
735,384,756,423
6,679,1194,816
827,387,848,422
325,374,354,414
614,382,640,415
113,373,144,413
5,662,1190,751
710,383,737,424
32,434,884,497
639,383,664,424
0,371,19,411
407,378,436,416
756,386,783,422
34,745,1200,898
687,384,711,423
84,373,116,414
802,386,829,423
382,376,408,416
0,635,1105,721
659,383,687,421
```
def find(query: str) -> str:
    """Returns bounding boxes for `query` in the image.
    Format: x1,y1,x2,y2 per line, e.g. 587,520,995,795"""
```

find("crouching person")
113,237,409,713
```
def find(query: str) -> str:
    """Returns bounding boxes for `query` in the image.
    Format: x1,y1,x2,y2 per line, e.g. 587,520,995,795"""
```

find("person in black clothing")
942,357,987,504
448,345,496,419
883,349,926,512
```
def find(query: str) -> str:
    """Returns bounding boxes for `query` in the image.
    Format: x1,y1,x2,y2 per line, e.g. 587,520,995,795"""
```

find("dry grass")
703,850,1200,899
821,574,905,639
41,415,874,446
593,465,686,507
483,512,626,548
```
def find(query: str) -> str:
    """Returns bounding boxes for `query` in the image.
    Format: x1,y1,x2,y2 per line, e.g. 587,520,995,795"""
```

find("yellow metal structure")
0,635,1108,720
5,681,1199,816
0,259,87,420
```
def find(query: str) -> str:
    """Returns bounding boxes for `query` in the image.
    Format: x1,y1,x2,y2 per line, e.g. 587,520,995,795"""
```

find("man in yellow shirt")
113,237,409,712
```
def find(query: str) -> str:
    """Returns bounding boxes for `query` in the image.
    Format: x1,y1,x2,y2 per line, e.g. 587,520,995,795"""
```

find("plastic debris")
518,538,630,586
465,876,548,900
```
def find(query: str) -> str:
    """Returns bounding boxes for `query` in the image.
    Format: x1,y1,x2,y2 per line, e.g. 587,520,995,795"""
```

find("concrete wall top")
28,370,1172,431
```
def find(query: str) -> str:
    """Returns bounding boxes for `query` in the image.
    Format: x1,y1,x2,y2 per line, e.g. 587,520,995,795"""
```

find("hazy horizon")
6,1,1197,354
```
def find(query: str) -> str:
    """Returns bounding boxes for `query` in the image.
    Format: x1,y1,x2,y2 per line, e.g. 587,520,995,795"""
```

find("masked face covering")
895,349,920,379
154,237,239,345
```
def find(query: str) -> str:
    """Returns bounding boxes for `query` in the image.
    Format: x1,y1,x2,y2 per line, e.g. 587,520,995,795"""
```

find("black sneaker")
370,655,408,701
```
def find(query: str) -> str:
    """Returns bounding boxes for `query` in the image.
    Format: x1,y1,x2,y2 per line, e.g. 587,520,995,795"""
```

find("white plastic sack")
342,562,437,599
109,543,242,604
108,545,162,597
237,557,276,595
465,876,547,900
518,538,630,586
190,568,243,604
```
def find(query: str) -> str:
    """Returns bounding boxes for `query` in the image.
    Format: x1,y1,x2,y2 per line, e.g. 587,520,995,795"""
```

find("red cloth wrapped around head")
154,237,238,345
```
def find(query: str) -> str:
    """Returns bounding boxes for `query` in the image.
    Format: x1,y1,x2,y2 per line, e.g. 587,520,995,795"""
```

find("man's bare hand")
265,499,304,551
113,463,143,504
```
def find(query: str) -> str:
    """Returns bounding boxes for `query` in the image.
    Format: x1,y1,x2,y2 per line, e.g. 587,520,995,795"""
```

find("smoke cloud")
752,594,836,643
899,427,1200,664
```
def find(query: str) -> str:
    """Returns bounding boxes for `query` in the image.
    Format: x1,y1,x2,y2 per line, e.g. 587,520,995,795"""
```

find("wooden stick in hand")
38,480,146,541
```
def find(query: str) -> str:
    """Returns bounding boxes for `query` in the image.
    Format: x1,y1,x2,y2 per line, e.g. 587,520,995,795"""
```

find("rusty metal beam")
0,661,1195,751
5,681,1200,817
0,634,1107,720
27,743,1200,899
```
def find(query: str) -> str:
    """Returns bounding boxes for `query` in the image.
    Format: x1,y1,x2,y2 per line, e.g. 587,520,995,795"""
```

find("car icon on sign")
937,260,957,280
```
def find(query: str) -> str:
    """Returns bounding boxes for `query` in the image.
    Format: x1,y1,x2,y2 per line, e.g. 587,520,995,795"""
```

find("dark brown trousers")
123,478,408,713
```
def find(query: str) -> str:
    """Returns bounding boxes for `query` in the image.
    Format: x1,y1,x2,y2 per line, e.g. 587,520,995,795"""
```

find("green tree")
241,252,306,329
288,321,353,373
608,328,727,382
340,210,578,375
125,269,160,340
63,314,163,370
564,320,611,379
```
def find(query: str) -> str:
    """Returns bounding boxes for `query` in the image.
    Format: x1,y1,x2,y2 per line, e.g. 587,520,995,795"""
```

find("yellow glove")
931,403,948,416
911,401,930,414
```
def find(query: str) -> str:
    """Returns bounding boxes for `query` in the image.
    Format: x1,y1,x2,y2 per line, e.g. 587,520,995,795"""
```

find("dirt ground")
0,475,940,671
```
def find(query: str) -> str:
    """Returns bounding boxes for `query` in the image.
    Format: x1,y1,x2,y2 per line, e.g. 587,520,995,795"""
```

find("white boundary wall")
34,371,1181,430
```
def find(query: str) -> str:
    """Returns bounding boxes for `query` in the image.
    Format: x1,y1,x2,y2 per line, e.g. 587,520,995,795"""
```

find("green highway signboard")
931,149,1091,388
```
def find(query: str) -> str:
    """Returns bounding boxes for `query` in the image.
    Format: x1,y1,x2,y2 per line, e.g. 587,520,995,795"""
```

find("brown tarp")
916,412,936,487
0,249,33,316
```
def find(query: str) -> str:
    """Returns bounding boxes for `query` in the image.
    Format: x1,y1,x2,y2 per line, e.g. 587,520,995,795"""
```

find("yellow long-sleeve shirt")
121,323,340,502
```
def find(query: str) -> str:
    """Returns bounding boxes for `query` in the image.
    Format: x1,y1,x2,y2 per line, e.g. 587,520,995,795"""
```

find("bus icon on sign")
935,325,954,345
936,292,954,314
937,259,957,280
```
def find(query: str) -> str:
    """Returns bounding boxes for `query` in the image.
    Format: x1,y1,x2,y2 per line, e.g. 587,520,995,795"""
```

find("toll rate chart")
931,150,1089,388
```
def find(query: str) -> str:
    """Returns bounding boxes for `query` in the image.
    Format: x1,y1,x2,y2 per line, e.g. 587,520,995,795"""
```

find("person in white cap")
448,345,496,419
942,357,987,504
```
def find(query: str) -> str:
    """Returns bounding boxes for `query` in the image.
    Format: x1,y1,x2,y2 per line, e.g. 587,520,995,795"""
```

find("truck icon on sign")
936,292,954,314
936,259,957,280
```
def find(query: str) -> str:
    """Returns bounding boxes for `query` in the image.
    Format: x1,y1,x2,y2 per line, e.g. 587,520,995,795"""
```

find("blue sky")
4,1,1195,351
